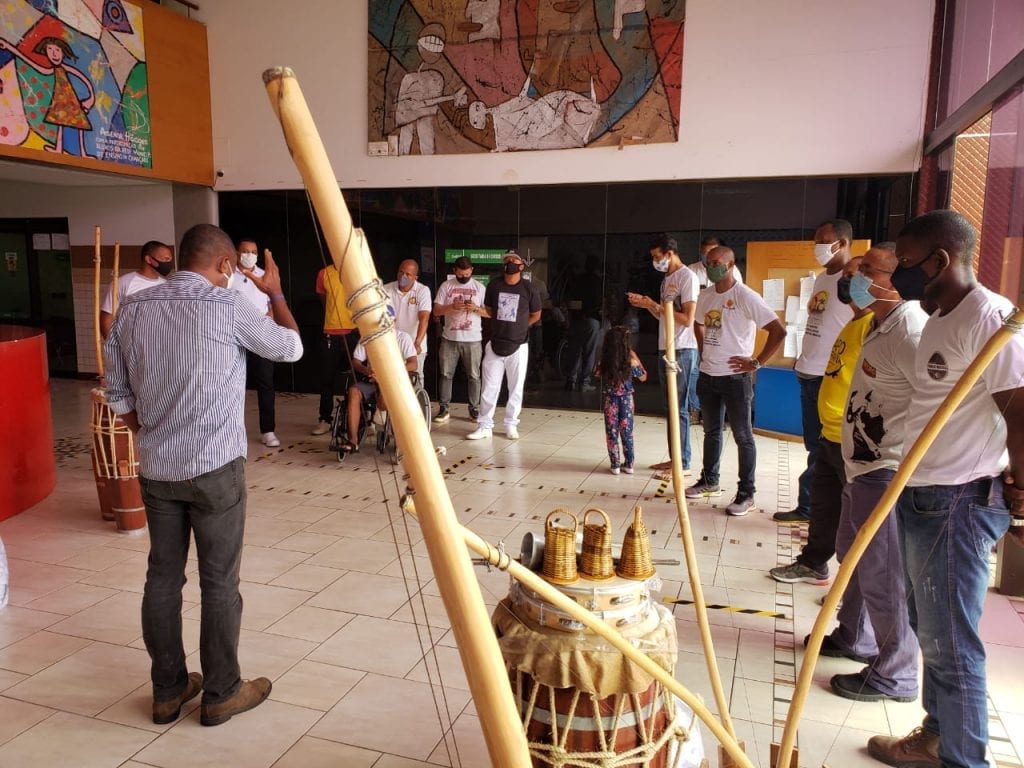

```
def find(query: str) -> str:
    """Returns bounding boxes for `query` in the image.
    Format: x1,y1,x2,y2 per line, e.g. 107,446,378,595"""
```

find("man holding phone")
433,256,486,423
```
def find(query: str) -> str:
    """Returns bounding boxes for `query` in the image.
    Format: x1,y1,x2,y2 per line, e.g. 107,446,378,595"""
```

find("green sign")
444,248,507,264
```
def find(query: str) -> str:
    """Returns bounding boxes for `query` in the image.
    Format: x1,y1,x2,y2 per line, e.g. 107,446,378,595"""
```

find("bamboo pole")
401,495,755,768
93,226,103,380
262,67,530,768
774,307,1024,768
111,242,121,317
662,302,736,741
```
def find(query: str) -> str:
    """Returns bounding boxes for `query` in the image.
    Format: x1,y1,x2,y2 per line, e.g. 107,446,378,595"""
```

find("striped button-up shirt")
104,271,303,481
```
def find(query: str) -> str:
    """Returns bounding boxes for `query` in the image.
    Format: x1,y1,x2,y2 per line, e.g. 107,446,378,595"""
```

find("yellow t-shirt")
818,312,873,443
317,267,355,333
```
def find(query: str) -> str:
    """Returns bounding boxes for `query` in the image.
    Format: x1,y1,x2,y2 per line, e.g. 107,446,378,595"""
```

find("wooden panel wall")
0,1,213,186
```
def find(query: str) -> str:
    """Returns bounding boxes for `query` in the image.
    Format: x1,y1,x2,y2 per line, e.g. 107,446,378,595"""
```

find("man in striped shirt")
104,224,303,727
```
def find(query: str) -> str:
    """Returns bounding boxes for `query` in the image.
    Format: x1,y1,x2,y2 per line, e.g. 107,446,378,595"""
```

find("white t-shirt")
354,328,417,366
688,261,743,290
232,266,270,315
795,269,854,376
100,272,164,314
695,283,778,376
841,301,928,480
385,280,432,349
903,286,1024,486
658,265,698,351
435,277,487,342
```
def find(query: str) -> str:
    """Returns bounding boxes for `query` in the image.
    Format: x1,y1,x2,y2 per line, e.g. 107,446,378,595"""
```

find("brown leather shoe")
200,678,272,726
153,672,203,724
867,727,940,767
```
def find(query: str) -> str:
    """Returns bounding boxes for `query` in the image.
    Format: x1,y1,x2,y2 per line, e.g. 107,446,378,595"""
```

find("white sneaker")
505,425,519,440
467,427,492,440
311,421,330,436
261,432,280,447
610,467,620,475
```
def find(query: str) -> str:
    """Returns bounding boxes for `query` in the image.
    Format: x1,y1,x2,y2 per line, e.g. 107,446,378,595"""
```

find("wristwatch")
1010,517,1024,527
750,358,762,370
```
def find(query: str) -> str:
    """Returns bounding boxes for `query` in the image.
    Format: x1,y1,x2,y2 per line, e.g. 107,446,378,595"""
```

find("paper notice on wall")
784,325,804,358
32,233,51,250
51,234,70,250
785,296,808,327
762,278,785,311
799,275,815,305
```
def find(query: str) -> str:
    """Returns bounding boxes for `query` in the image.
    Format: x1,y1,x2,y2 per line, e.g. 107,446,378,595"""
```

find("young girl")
594,326,647,474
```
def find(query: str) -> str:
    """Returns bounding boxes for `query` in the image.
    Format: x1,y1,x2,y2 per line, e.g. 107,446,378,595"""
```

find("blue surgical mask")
850,273,899,309
398,275,413,290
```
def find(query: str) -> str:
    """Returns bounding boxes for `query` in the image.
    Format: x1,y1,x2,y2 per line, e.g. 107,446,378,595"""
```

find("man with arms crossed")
432,256,486,423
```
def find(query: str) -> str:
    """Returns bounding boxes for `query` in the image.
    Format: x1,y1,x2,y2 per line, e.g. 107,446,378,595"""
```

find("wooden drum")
90,388,146,534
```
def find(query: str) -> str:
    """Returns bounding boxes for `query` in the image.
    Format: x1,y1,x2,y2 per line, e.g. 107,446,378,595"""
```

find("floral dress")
602,362,646,469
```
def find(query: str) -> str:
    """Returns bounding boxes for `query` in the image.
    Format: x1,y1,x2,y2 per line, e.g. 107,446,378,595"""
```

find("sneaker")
200,677,272,726
610,467,620,475
261,431,280,448
770,561,830,585
830,672,917,703
467,427,492,440
373,409,387,427
867,727,940,768
803,634,874,664
685,478,722,499
623,465,634,474
432,406,450,424
469,406,480,420
311,421,330,436
506,425,519,440
773,508,810,524
153,672,202,724
726,494,755,516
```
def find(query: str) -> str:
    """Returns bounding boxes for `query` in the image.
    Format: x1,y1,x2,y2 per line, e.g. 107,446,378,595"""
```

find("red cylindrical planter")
0,326,56,521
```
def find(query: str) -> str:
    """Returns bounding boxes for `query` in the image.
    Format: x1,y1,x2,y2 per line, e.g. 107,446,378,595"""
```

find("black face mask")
836,275,852,305
890,253,936,301
504,262,522,275
456,275,471,284
152,259,173,277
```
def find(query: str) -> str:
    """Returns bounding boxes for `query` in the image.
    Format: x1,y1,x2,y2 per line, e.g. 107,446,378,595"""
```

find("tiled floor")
2,378,1023,767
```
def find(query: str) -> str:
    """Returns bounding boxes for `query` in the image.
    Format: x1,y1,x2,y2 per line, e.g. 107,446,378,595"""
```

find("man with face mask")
866,211,1024,768
775,219,856,524
384,259,432,375
468,250,542,440
688,235,743,291
811,243,925,708
432,256,486,423
232,239,279,448
627,234,698,473
770,256,871,581
103,224,302,728
99,240,174,338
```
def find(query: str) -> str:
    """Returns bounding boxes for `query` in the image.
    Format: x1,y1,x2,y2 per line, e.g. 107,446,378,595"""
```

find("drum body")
90,389,146,534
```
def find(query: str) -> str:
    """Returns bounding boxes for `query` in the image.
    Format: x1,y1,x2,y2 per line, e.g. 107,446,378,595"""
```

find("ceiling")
0,159,161,187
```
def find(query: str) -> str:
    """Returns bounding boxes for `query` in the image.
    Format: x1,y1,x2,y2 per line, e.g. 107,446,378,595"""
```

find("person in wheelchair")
339,328,418,453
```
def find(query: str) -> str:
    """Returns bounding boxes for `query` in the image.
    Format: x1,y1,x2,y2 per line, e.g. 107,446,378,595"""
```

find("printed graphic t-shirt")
385,280,432,347
485,277,541,353
435,277,487,342
795,269,854,377
658,265,699,351
817,312,873,443
904,286,1024,486
695,283,778,376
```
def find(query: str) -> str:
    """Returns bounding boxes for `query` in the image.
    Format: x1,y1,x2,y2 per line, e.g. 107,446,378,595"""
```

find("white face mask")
814,242,837,266
653,257,670,273
239,251,258,270
222,264,236,290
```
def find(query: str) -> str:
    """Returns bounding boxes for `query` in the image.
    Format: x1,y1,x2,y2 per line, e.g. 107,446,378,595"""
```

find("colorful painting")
0,0,151,167
368,0,685,155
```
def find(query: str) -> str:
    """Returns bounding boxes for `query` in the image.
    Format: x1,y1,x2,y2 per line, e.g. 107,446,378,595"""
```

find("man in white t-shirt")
384,260,432,375
775,219,855,523
627,234,698,473
99,240,173,338
432,256,486,423
688,246,786,516
866,211,1024,768
232,239,279,448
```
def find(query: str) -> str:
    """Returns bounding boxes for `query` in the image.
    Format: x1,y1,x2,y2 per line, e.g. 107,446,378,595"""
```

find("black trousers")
796,437,846,571
246,352,275,434
318,332,357,423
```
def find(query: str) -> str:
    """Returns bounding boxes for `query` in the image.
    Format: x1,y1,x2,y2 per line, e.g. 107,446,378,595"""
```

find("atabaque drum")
90,388,146,534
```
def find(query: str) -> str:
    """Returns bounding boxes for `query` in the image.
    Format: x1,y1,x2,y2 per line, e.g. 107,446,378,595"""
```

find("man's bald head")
706,245,735,267
398,259,419,276
179,224,236,271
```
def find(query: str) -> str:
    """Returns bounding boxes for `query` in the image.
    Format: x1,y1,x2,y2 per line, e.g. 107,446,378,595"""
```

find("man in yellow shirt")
312,265,358,435
770,256,872,591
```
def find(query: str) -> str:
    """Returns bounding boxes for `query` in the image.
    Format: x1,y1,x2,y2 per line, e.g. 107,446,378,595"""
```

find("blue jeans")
796,374,822,517
139,458,247,706
898,478,1010,768
687,353,700,412
696,371,755,496
658,348,696,469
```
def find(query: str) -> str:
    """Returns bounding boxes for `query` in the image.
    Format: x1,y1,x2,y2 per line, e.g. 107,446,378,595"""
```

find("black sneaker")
468,406,479,420
432,406,450,424
804,634,874,664
773,508,810,524
830,672,917,703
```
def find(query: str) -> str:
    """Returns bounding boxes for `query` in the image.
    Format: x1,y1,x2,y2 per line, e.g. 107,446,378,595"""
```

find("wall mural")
368,0,685,155
0,0,151,167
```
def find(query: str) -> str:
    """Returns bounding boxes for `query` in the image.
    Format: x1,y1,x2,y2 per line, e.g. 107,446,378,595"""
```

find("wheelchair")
329,371,432,464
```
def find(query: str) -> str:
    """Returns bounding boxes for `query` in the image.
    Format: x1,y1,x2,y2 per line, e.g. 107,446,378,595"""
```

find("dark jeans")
796,374,823,516
658,348,696,469
318,332,356,423
696,371,755,496
246,352,275,434
899,478,1010,768
139,457,246,706
796,436,845,572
